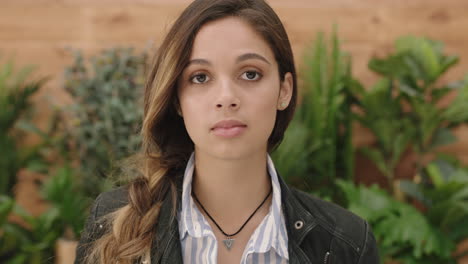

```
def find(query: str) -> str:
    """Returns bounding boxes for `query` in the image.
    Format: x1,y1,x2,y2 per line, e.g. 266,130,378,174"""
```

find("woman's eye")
241,71,261,81
190,74,209,84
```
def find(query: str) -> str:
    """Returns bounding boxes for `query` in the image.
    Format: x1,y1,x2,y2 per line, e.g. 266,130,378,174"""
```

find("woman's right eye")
190,74,210,84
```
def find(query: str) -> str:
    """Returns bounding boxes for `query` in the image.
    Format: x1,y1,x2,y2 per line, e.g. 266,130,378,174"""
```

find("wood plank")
3,0,468,7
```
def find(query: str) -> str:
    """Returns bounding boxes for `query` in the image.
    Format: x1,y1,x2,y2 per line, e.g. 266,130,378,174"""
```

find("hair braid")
84,159,172,264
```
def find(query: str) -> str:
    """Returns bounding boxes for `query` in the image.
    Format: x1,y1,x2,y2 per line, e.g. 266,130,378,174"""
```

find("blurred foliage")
348,36,468,193
400,156,468,243
338,36,468,263
0,164,88,263
273,29,354,198
339,157,468,264
40,165,89,240
62,47,148,199
337,179,459,264
0,161,88,263
0,57,53,196
0,195,61,264
0,57,68,263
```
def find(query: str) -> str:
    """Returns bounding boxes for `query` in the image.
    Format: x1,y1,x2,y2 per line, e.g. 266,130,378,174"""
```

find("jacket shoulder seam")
93,186,129,220
93,193,103,221
356,220,370,264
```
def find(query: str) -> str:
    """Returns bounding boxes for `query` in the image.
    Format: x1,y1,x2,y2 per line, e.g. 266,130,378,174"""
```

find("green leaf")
395,36,441,83
360,147,390,178
399,180,426,205
443,78,468,125
368,53,409,78
0,195,14,225
400,81,422,97
15,120,48,139
429,127,457,149
431,86,454,103
337,180,459,260
426,163,444,187
438,55,459,77
4,254,28,264
391,127,413,166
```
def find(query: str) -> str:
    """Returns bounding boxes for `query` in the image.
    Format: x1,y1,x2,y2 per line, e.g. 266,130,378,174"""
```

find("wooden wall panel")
1,0,467,163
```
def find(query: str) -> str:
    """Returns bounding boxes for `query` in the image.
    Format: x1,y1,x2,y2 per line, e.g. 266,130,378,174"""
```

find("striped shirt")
177,152,289,263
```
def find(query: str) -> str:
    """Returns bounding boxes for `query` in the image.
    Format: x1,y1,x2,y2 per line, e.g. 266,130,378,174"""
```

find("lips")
211,119,247,138
211,119,247,130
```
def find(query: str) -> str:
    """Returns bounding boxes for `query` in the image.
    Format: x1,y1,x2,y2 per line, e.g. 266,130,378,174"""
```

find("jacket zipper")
324,251,331,264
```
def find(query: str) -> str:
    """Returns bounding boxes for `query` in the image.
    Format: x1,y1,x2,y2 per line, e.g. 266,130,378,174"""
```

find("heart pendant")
223,238,235,250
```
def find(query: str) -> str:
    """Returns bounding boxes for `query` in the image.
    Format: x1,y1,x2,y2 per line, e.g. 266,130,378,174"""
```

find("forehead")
190,16,275,61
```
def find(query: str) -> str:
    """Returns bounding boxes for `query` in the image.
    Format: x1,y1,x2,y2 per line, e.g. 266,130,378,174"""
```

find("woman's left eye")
241,71,262,81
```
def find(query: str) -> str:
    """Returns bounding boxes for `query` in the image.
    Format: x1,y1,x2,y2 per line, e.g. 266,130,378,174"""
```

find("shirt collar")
177,152,289,260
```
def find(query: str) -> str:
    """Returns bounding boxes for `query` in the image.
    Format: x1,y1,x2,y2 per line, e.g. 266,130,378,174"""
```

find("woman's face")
177,16,292,160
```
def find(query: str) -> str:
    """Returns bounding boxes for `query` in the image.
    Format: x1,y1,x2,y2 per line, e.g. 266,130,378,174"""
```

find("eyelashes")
241,71,262,81
189,70,263,84
191,73,209,84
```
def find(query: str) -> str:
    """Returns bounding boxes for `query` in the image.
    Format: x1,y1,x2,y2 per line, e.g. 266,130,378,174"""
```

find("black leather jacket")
75,172,379,264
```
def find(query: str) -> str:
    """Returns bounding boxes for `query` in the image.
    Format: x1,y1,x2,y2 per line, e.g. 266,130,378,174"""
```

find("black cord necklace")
191,186,272,250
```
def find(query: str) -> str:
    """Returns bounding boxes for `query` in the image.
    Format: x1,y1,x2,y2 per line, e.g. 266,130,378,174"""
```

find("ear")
277,72,293,111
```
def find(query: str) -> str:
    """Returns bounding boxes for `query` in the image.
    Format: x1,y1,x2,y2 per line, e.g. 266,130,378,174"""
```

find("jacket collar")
150,173,184,264
151,169,316,264
276,172,316,264
277,171,317,244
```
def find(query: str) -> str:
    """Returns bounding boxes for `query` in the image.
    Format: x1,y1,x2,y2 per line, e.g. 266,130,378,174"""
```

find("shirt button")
294,220,304,230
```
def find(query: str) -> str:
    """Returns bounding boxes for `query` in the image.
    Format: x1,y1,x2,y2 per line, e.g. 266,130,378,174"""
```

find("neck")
191,149,272,228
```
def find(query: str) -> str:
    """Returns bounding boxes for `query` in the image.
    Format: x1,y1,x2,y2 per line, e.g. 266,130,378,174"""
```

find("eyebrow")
186,52,271,67
236,53,271,65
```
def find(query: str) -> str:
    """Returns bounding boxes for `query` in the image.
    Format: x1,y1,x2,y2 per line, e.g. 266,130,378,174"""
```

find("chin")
198,144,265,161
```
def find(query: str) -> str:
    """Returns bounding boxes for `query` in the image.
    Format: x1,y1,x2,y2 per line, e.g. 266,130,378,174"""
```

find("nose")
215,79,240,111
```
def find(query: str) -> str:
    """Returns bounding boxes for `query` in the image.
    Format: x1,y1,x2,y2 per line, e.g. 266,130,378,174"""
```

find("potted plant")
0,195,63,264
40,165,88,264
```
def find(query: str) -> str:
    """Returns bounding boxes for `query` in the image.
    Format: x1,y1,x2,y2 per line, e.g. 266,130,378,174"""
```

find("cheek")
178,92,212,145
180,98,203,130
251,92,279,137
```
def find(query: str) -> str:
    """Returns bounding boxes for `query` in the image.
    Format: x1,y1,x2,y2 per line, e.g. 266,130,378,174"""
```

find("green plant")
349,36,468,193
0,166,88,263
40,165,89,240
0,195,61,264
400,156,468,259
349,77,415,188
337,180,457,264
273,29,354,196
0,58,52,196
62,47,148,199
0,56,77,262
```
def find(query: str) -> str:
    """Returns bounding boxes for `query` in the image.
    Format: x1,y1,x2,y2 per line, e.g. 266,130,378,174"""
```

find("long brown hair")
85,0,297,262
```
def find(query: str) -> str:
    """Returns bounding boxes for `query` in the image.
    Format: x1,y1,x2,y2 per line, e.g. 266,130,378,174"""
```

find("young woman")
75,0,379,263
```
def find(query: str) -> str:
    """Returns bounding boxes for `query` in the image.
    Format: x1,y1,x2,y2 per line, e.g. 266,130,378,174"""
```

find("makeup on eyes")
187,69,264,85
